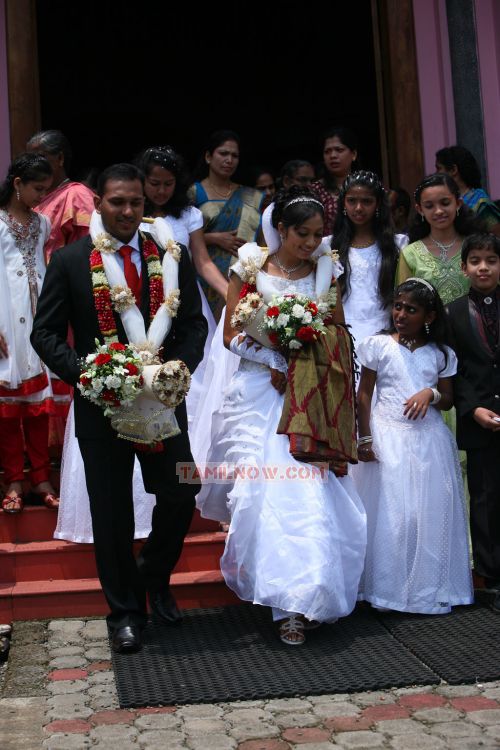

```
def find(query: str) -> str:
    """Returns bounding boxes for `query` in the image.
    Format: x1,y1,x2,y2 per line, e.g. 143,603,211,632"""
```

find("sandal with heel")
278,615,305,646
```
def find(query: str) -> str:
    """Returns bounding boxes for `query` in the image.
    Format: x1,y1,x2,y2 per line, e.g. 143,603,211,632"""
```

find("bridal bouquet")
78,341,144,417
230,282,264,329
262,293,331,350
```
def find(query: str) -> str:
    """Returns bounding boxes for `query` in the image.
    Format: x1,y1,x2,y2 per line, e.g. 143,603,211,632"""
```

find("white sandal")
302,618,322,630
278,615,305,646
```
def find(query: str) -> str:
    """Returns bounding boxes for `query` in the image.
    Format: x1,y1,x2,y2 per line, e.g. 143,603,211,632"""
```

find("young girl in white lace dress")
196,187,366,645
331,171,407,360
355,278,473,614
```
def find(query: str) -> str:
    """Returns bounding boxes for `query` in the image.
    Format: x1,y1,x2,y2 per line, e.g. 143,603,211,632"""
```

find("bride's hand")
270,368,287,394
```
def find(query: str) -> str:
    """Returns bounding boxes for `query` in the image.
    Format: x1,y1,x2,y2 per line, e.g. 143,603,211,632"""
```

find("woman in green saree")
190,130,264,315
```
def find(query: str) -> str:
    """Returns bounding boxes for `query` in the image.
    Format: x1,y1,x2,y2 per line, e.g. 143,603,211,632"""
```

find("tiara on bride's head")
284,196,324,210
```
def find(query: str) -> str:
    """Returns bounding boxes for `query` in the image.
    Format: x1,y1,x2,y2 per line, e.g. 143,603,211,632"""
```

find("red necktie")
118,245,142,302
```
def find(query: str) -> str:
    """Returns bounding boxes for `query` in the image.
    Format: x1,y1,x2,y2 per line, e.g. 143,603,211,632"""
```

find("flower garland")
90,238,167,343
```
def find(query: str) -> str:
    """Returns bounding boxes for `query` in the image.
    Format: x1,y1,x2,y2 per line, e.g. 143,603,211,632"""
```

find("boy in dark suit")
446,233,500,610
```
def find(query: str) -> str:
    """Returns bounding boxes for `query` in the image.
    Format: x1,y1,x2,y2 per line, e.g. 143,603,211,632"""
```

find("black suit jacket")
446,294,500,450
31,234,208,439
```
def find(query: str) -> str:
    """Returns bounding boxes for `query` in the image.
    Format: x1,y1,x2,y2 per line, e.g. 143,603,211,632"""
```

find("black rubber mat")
377,602,500,685
111,604,438,708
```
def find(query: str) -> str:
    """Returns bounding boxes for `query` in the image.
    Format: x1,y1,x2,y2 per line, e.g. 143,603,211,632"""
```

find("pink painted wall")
412,0,456,180
475,0,500,199
0,0,10,176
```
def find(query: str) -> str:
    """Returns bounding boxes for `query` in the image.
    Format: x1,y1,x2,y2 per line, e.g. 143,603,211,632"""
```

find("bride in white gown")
196,187,367,645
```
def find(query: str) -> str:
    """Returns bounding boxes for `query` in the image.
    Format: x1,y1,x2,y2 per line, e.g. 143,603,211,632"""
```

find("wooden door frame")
372,0,424,194
5,0,40,157
4,0,424,192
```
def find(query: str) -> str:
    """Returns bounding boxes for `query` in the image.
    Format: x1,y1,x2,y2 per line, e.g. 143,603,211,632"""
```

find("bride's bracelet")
357,436,373,447
429,387,441,405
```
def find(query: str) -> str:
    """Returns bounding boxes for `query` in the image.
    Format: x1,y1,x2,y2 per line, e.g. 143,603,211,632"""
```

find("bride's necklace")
430,234,458,262
207,180,234,199
274,252,304,278
399,334,418,351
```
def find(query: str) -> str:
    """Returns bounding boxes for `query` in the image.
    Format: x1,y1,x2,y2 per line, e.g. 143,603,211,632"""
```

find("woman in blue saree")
190,130,264,315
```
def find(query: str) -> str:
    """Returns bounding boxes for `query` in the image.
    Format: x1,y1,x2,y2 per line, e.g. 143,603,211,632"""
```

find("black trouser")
78,431,197,630
467,442,500,580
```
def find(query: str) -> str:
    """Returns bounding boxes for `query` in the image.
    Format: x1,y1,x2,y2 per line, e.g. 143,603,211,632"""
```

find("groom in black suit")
31,163,207,652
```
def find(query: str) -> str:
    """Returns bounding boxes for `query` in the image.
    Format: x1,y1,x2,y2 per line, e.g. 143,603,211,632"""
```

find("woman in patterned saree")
191,130,264,316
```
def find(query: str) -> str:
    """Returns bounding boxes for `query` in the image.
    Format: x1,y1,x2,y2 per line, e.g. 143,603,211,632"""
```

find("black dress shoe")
490,591,500,614
149,586,183,625
484,578,500,592
111,625,142,653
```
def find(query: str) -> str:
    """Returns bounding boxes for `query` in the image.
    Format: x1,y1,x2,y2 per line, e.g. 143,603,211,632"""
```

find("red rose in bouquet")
95,353,112,365
296,325,317,342
266,306,280,318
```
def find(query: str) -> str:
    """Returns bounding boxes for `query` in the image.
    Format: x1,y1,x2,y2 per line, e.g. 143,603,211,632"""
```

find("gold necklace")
207,180,234,199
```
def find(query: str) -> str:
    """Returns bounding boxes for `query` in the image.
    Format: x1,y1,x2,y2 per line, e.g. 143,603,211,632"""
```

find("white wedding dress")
196,268,367,622
54,214,217,543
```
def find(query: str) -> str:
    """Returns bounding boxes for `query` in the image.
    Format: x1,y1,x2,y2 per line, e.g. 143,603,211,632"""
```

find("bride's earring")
16,190,20,201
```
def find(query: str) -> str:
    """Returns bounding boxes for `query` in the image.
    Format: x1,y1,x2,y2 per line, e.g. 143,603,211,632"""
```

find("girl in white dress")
331,171,407,356
196,187,367,645
56,147,224,542
355,278,473,614
0,153,70,513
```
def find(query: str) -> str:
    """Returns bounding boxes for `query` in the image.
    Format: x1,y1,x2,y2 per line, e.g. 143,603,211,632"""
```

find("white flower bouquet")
77,340,144,417
262,293,330,350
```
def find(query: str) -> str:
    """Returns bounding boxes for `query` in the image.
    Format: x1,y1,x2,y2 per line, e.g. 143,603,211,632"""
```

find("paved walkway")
1,617,500,749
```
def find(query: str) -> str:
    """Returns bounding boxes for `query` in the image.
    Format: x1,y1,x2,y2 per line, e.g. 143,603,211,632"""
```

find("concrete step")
0,570,239,621
0,531,226,583
0,506,220,543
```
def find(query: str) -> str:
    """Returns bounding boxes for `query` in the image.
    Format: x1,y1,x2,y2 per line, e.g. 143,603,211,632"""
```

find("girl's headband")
404,277,436,295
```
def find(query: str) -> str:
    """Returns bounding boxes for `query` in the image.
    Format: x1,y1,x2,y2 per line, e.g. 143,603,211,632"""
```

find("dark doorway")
36,0,381,183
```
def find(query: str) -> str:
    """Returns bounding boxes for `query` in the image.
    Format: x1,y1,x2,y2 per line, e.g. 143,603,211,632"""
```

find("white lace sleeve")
229,334,288,374
229,260,245,279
